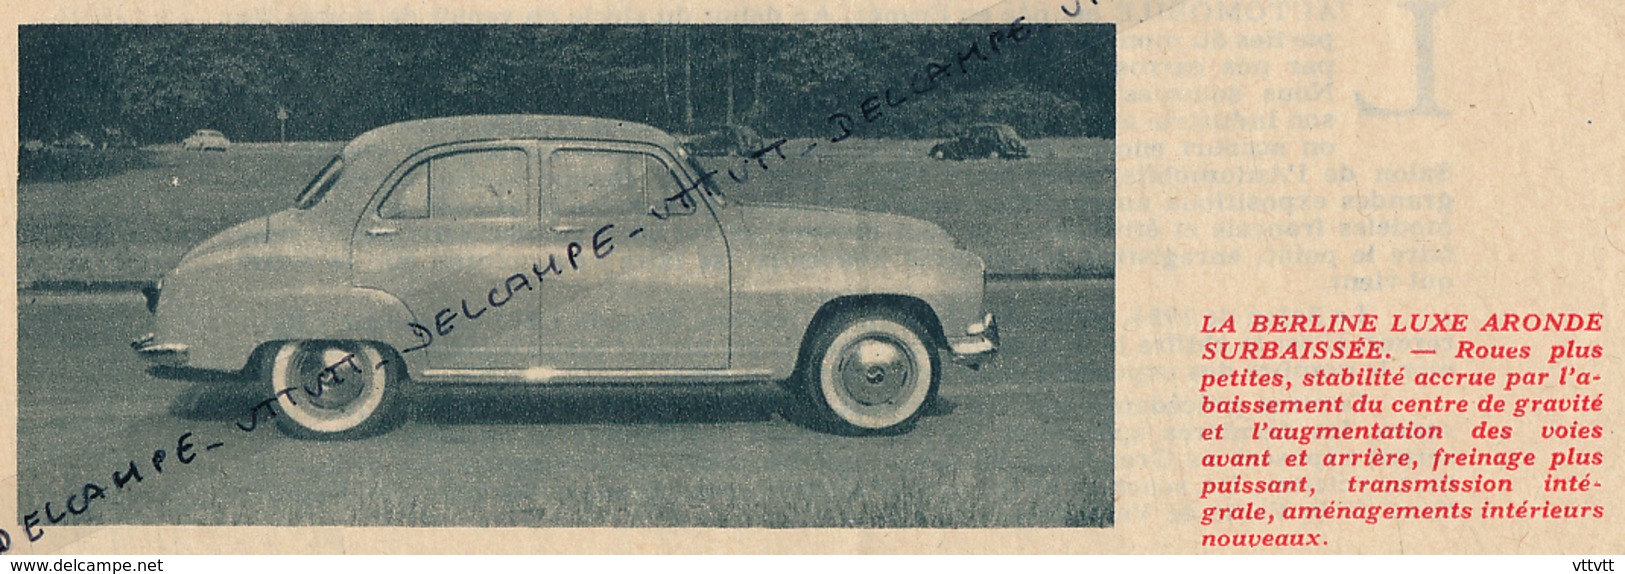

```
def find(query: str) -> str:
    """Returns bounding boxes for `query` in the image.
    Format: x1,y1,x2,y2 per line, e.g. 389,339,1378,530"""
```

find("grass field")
18,143,344,284
16,138,1113,284
18,280,1112,529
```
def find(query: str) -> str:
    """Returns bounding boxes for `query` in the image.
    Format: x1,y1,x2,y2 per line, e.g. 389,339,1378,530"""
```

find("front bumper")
131,333,189,367
947,313,999,369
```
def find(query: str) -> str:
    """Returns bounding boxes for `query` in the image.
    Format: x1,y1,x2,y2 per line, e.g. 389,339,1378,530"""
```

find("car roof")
343,115,680,162
195,129,224,136
964,124,1019,137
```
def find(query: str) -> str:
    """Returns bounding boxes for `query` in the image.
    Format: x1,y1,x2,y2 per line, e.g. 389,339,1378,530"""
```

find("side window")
379,148,527,219
379,162,428,219
433,149,527,219
550,149,684,219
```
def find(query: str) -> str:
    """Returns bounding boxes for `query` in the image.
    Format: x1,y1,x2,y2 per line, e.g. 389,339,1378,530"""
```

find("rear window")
294,156,343,209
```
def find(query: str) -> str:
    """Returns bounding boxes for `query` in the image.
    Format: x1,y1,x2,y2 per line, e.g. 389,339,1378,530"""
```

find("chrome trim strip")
418,367,776,385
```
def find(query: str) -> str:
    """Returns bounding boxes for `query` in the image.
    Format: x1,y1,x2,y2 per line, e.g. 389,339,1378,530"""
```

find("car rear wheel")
799,309,939,435
265,340,407,439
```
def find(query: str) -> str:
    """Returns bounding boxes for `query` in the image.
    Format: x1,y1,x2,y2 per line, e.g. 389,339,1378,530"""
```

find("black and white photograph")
15,22,1114,534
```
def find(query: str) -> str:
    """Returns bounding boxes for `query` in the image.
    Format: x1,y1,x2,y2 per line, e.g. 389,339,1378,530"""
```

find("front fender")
731,242,986,378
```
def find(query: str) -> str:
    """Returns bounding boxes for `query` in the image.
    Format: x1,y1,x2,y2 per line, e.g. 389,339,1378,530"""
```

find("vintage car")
133,115,997,439
51,131,96,150
928,123,1029,160
181,129,231,151
681,124,764,157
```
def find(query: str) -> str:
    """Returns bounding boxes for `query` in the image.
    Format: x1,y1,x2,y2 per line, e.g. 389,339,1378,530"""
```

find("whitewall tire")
802,310,940,435
265,340,406,439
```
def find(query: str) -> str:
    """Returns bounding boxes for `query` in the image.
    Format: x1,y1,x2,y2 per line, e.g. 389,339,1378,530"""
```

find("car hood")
728,202,955,249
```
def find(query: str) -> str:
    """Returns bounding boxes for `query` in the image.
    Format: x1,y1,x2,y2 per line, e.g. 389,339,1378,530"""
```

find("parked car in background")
99,126,137,149
929,123,1029,160
51,131,96,150
182,129,231,151
682,123,765,157
133,115,998,439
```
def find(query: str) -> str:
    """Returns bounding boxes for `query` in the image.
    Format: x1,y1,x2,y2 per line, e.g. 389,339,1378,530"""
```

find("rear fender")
156,238,425,374
157,284,423,374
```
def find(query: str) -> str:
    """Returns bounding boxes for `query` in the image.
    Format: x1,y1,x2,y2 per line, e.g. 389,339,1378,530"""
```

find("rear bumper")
131,333,189,367
947,313,999,369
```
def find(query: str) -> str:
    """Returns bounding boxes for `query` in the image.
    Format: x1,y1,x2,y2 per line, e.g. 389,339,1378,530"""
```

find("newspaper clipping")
3,0,1622,557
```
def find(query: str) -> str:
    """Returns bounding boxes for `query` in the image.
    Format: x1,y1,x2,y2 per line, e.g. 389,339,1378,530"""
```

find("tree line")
20,24,1114,145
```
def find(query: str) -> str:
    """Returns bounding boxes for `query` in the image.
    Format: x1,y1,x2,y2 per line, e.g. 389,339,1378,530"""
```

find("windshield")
294,156,344,209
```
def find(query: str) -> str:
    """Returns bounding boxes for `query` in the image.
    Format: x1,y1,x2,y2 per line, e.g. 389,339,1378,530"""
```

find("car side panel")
536,142,730,370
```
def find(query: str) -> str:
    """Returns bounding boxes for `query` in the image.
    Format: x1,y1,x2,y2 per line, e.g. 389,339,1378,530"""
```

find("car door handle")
549,225,584,234
365,227,399,237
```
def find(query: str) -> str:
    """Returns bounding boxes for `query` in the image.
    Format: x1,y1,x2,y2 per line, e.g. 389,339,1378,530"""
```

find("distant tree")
19,24,1113,144
102,26,282,142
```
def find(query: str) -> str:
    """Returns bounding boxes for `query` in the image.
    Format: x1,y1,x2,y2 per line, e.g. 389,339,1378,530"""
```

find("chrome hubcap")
293,346,368,411
837,337,914,406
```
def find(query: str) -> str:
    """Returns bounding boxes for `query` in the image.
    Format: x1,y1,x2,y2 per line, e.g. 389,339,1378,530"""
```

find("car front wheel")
265,340,407,439
800,310,940,435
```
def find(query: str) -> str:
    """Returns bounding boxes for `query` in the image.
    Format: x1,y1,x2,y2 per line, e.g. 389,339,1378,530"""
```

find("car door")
537,142,729,371
351,141,540,370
